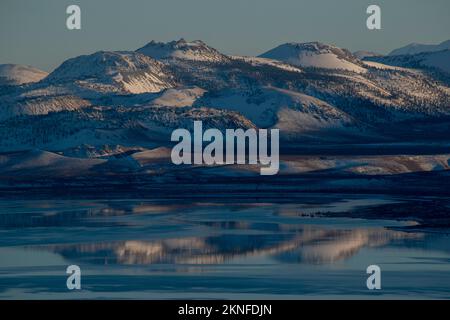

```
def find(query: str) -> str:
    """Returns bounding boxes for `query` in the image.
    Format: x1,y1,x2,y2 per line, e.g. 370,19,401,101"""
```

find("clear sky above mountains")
1,0,449,71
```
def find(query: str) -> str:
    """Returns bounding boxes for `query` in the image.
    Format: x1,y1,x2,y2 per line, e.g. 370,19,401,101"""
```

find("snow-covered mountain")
259,42,366,73
367,49,450,74
353,51,382,60
0,92,91,121
194,86,358,135
137,39,230,63
389,39,450,56
0,51,177,121
0,104,255,153
0,39,449,158
0,64,48,86
46,51,176,94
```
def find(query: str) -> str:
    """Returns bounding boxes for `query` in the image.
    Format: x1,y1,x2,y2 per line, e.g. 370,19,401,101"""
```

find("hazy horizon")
1,0,450,72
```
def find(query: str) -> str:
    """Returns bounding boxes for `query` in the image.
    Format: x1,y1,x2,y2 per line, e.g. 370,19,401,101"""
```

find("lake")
0,194,449,299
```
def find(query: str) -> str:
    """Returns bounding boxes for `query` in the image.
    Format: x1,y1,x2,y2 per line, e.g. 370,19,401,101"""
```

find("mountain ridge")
367,49,450,75
389,39,450,56
259,42,366,73
0,64,48,86
137,38,230,63
0,39,449,157
45,51,176,94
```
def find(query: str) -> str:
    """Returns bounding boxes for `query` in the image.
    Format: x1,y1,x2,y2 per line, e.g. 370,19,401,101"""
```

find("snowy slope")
0,149,105,177
137,39,230,63
283,154,450,175
194,86,361,139
0,64,48,86
46,51,176,94
0,90,91,121
362,61,415,72
0,104,256,153
260,42,366,73
131,147,172,166
389,39,450,56
151,87,206,107
230,56,303,73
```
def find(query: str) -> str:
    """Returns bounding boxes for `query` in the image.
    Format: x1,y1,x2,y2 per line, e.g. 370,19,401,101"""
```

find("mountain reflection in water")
34,226,421,265
1,197,450,299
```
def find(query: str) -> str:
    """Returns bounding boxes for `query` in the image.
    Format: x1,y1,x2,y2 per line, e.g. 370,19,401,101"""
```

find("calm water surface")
0,194,449,299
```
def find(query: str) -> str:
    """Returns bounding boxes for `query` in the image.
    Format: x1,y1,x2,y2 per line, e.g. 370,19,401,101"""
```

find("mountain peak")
46,51,175,94
136,39,229,62
0,64,48,86
284,41,336,50
259,42,365,73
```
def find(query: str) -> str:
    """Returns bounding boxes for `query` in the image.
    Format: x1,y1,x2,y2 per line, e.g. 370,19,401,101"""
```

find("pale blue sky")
1,0,449,71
